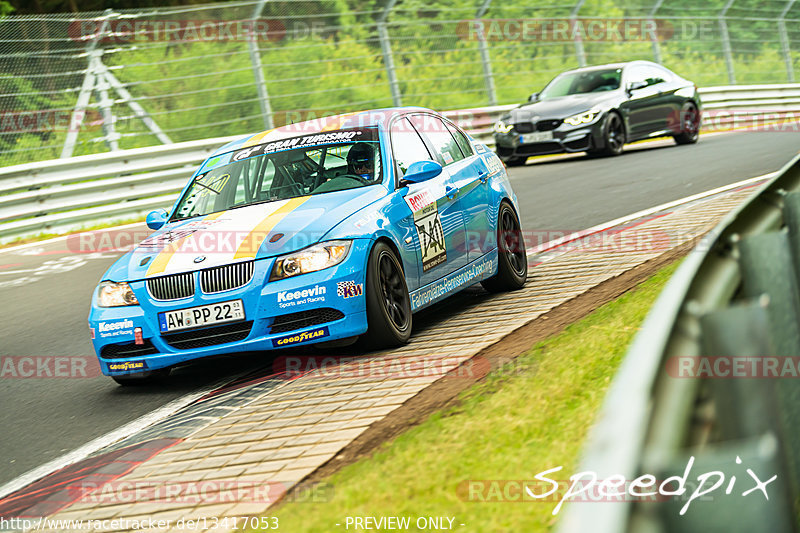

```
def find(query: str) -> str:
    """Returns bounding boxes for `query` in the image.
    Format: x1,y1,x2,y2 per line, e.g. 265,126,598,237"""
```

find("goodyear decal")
107,361,148,373
271,326,330,347
405,190,447,271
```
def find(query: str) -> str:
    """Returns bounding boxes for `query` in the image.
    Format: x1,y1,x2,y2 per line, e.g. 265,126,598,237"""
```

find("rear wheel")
589,112,625,157
112,368,170,386
482,202,527,293
361,242,412,349
673,102,700,145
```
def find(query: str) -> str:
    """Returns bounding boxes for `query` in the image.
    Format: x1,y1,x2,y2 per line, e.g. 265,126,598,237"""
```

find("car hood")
509,92,620,121
108,187,387,281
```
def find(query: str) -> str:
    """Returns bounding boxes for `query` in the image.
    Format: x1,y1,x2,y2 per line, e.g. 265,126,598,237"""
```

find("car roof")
560,60,660,74
211,106,434,158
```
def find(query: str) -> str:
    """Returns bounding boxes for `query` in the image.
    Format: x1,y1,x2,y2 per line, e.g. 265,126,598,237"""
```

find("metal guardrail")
1,84,799,244
558,152,800,533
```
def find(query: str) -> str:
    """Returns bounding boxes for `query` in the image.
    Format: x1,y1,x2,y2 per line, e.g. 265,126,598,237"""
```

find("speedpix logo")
337,281,363,299
107,361,147,372
277,285,326,303
271,327,330,347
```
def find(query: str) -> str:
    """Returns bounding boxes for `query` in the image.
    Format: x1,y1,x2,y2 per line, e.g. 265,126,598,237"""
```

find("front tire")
589,111,625,157
482,202,527,293
361,242,412,350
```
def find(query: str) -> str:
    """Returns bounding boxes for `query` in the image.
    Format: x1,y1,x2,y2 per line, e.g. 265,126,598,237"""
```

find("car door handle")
477,169,488,183
445,185,458,199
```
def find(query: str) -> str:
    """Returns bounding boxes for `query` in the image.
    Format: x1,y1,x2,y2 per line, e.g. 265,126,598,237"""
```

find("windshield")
539,68,622,99
173,127,381,220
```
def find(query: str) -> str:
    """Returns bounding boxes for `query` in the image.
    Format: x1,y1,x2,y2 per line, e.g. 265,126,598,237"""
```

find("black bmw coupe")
493,61,701,165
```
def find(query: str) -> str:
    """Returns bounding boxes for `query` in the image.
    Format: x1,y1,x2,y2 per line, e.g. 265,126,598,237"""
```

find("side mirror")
146,208,168,230
400,160,443,185
528,92,539,102
627,80,648,93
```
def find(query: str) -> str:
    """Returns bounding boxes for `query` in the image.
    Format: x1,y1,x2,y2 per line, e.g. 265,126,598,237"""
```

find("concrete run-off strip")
2,184,759,533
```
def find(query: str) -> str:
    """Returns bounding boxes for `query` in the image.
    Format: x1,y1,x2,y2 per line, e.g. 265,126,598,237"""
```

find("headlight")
96,281,139,307
564,109,601,126
270,240,352,281
493,120,514,134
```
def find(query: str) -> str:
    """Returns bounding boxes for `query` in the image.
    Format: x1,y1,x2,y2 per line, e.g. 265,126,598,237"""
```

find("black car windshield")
539,68,622,99
173,127,381,220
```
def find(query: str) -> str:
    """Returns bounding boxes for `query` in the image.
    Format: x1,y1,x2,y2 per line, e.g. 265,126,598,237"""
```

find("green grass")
263,261,680,532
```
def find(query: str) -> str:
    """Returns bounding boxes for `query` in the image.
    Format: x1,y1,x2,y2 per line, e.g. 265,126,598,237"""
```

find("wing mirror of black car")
528,92,539,102
399,160,443,187
627,80,648,94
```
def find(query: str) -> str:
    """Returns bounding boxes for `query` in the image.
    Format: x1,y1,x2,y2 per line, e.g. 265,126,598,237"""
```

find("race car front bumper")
89,240,372,376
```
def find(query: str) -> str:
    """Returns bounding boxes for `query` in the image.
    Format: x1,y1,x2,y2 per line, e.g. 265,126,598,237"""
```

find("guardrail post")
571,0,587,67
649,0,665,64
779,0,796,82
475,0,497,106
719,0,737,84
378,0,401,107
248,0,274,130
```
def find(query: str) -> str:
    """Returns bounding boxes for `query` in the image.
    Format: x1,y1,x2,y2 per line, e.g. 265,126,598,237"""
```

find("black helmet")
347,142,374,179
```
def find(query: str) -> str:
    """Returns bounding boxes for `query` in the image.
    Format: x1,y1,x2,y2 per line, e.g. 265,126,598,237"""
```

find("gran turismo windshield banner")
231,127,378,162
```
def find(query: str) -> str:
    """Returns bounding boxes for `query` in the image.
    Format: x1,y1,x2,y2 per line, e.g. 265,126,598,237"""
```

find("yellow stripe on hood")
233,196,310,260
145,211,226,277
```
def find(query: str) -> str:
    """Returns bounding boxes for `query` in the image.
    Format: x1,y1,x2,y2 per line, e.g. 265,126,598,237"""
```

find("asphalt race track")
0,129,797,487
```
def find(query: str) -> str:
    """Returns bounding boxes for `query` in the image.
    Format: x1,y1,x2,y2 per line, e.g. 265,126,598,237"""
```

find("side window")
626,66,648,85
628,65,665,87
445,121,474,158
409,115,464,166
391,117,433,176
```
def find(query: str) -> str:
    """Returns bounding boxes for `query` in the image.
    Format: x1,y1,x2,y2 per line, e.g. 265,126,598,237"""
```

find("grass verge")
263,260,679,532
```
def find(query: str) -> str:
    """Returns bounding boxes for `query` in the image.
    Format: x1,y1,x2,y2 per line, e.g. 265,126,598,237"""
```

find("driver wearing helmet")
346,142,375,180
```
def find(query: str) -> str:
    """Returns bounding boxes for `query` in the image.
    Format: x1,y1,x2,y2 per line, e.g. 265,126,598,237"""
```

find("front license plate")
520,131,554,144
159,300,245,333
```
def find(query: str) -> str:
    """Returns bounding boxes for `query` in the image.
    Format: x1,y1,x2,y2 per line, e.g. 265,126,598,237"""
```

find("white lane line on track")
525,171,775,257
0,377,226,502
